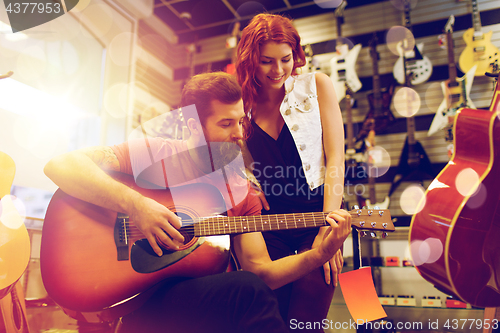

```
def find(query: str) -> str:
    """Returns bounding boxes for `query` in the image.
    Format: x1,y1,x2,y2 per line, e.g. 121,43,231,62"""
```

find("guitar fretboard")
194,212,329,236
471,0,483,34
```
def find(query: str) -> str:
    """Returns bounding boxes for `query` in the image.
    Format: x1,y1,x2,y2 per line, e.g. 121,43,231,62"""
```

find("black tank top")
246,120,324,215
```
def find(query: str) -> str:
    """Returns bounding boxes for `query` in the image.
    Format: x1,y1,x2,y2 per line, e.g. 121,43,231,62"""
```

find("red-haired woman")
235,13,347,330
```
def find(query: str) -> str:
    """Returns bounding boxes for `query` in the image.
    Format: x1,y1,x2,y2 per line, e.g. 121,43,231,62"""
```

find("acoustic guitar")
409,74,500,307
0,151,31,333
428,15,477,137
41,172,393,321
329,0,362,102
459,0,500,76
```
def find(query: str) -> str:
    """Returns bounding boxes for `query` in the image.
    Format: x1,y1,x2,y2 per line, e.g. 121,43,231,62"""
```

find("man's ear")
186,118,201,137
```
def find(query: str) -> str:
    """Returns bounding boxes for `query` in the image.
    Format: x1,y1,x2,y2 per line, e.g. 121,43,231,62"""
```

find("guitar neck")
195,212,329,236
191,209,393,236
370,38,383,110
446,31,458,81
368,174,377,204
406,114,416,145
471,0,483,34
345,93,355,150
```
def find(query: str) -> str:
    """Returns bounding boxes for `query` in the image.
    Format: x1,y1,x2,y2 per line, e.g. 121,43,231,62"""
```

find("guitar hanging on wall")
344,84,367,182
459,0,500,76
428,15,477,137
392,1,433,85
357,33,396,142
41,172,394,322
388,0,436,198
329,0,362,102
409,72,500,307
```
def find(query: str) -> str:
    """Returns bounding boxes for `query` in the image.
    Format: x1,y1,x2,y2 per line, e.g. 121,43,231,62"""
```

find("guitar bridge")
114,213,130,261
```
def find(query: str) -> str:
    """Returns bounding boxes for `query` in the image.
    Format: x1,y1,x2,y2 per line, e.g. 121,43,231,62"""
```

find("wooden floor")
25,302,78,333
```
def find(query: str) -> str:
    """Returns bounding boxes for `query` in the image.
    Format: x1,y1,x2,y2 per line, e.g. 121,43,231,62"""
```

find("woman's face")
255,41,294,90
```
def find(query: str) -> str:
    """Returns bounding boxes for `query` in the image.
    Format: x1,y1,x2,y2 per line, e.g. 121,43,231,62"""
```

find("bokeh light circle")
400,184,426,215
314,0,343,9
365,146,391,178
394,87,421,117
386,26,415,56
410,237,443,266
0,195,26,230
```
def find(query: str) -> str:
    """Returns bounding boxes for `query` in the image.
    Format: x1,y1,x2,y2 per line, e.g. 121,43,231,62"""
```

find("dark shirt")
246,121,324,215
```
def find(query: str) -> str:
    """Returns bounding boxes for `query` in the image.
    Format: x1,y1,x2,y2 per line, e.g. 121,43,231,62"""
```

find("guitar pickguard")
131,238,205,274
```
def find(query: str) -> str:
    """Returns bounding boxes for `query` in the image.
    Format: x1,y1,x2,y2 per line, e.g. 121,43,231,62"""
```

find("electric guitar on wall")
330,0,362,101
344,84,367,182
0,151,31,333
41,172,394,322
356,130,390,210
459,0,500,76
388,1,436,198
357,33,396,142
392,1,433,85
428,15,477,137
409,73,500,307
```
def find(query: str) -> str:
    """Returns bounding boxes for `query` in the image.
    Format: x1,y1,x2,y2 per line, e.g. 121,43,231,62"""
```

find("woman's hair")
235,13,306,115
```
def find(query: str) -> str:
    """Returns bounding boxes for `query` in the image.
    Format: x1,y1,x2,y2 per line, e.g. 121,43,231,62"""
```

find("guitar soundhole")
174,212,196,251
155,212,197,251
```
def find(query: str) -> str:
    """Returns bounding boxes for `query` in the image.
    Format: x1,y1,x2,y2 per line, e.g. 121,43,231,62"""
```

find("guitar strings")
118,211,386,238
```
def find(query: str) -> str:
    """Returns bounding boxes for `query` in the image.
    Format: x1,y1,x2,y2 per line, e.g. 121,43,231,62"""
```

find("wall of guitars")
293,0,500,224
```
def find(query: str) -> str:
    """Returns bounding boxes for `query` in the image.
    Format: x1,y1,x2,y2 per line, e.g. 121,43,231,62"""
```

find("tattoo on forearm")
84,147,120,171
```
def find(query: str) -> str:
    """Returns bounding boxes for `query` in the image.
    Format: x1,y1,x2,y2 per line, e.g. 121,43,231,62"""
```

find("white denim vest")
280,73,324,190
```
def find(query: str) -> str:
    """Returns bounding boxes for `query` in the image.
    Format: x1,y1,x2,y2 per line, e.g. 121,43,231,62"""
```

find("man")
44,72,351,332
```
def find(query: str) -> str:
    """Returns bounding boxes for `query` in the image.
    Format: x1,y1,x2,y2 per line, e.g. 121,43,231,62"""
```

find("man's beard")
207,140,245,178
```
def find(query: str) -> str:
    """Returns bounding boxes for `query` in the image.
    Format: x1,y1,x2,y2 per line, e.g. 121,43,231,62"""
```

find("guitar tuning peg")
361,231,368,237
359,221,365,227
382,223,388,229
368,210,373,216
374,206,380,209
382,232,388,239
371,222,376,228
362,206,368,209
370,232,376,238
379,211,384,216
352,205,359,210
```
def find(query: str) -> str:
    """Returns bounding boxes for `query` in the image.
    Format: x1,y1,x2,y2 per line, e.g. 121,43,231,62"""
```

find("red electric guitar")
409,73,500,307
41,172,393,322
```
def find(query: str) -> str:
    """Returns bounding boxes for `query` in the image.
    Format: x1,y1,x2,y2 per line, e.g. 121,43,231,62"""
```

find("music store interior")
1,0,499,332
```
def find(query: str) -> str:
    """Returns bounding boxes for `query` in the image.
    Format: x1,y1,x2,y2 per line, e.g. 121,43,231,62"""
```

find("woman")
235,13,346,327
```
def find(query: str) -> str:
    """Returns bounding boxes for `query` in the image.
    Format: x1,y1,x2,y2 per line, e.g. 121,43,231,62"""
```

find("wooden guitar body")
459,28,500,76
0,151,30,333
409,107,500,306
41,172,394,321
363,85,396,134
41,173,231,321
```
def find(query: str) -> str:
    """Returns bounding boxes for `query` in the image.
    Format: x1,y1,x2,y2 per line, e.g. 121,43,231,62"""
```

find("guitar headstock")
349,208,394,238
444,15,455,33
334,0,347,18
